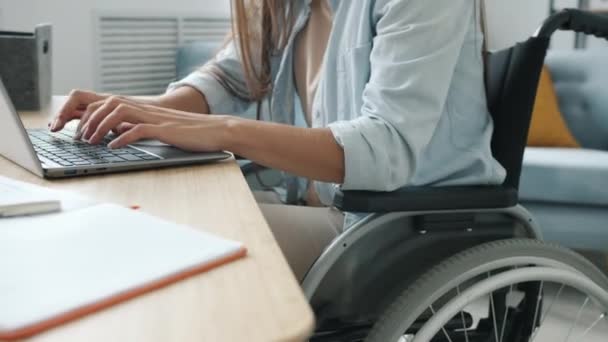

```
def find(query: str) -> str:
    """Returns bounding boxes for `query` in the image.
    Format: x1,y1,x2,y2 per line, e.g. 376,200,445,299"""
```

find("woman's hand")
72,97,233,152
49,90,161,136
49,90,344,183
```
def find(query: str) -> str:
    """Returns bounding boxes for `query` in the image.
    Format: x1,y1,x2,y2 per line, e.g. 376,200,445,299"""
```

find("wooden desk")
0,97,315,342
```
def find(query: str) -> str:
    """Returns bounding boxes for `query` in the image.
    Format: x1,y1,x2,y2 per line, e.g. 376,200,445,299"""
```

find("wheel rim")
411,266,608,342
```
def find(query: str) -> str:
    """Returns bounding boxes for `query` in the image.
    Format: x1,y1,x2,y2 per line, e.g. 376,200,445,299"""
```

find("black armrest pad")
333,186,518,213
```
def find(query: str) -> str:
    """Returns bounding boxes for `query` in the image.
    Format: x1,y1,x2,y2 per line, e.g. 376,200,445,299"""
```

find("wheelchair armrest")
332,186,518,213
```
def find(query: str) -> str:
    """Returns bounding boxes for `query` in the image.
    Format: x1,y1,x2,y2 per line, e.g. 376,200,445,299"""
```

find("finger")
74,100,105,139
112,122,136,135
81,96,131,141
75,95,144,139
108,124,159,149
88,104,149,144
79,96,144,139
51,90,103,131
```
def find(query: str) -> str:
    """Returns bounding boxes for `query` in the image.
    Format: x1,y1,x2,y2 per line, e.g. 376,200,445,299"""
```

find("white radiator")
94,13,230,95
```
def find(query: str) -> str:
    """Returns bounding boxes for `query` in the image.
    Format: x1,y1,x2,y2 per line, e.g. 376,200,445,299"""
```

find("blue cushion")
175,41,258,120
520,147,608,206
176,42,221,80
523,202,608,251
546,49,608,150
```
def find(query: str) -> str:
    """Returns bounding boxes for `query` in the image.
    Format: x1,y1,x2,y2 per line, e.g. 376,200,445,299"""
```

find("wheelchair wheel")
366,239,608,342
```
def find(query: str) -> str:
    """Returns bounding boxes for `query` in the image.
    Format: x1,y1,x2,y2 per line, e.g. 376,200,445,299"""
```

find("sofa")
176,42,608,261
520,48,608,262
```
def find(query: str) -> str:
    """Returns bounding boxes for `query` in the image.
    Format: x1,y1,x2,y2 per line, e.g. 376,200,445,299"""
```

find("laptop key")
104,157,125,163
121,154,143,161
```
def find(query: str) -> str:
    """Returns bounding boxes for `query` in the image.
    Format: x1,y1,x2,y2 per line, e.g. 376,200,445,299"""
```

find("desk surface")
0,97,314,342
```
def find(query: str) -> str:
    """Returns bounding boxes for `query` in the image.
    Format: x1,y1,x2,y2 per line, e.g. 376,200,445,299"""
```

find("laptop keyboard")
28,129,161,167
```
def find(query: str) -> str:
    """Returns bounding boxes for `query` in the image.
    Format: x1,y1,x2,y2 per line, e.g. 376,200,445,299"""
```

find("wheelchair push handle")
535,9,608,40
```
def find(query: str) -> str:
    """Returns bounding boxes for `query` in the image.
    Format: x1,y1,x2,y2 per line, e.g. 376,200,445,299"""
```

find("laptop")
0,80,231,178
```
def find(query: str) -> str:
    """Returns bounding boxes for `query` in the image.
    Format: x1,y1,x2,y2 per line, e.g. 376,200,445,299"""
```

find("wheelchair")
241,9,608,342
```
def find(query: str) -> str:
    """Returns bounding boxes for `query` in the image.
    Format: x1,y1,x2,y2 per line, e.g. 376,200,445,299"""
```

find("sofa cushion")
520,147,608,206
176,42,221,80
546,49,608,150
527,66,580,148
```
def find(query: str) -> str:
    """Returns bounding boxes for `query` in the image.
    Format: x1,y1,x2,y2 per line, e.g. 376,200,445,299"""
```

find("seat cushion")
521,147,608,206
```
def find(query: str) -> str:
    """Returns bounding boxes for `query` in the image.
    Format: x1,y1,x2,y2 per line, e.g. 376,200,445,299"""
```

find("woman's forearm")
223,118,345,184
157,86,211,114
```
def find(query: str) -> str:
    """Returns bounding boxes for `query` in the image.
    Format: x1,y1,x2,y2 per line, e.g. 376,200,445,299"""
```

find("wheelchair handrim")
413,266,608,342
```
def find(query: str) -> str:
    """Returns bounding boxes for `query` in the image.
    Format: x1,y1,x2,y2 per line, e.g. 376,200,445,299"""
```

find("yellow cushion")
527,66,580,148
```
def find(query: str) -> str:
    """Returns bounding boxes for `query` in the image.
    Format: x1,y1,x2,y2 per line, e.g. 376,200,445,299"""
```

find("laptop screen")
0,79,44,177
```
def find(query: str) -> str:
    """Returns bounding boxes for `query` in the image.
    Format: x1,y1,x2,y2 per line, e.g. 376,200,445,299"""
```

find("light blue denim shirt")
168,0,506,207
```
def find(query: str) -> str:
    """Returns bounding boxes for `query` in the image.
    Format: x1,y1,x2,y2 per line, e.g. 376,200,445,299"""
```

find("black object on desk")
0,24,52,111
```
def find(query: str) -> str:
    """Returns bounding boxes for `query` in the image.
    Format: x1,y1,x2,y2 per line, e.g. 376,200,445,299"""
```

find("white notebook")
0,204,246,340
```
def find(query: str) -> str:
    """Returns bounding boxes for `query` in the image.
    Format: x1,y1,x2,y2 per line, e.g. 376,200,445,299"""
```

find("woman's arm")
157,86,210,113
225,119,345,184
78,100,345,184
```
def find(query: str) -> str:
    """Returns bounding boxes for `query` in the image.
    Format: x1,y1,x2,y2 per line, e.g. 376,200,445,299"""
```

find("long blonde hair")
205,0,295,103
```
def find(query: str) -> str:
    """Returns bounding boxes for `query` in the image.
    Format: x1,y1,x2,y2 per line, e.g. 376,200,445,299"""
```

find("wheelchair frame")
238,7,608,342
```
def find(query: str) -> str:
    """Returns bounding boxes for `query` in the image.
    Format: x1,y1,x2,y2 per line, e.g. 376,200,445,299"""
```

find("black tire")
366,238,608,342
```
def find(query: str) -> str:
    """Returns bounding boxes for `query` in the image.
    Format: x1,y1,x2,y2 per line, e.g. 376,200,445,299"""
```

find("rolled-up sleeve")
166,41,253,115
328,0,474,191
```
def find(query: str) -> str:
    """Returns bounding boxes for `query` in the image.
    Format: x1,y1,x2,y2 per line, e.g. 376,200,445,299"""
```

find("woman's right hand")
49,90,160,138
50,90,107,133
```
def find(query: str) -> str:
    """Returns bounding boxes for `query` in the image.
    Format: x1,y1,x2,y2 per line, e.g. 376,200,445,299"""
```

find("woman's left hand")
81,99,234,152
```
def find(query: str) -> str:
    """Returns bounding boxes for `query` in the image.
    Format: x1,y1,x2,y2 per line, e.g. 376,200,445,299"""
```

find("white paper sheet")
0,175,95,212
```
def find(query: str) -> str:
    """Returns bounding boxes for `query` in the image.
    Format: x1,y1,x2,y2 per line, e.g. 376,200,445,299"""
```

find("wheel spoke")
578,312,606,339
429,304,454,342
487,272,500,342
499,284,514,342
564,296,589,342
541,283,565,326
456,286,470,342
529,281,544,340
530,283,566,341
